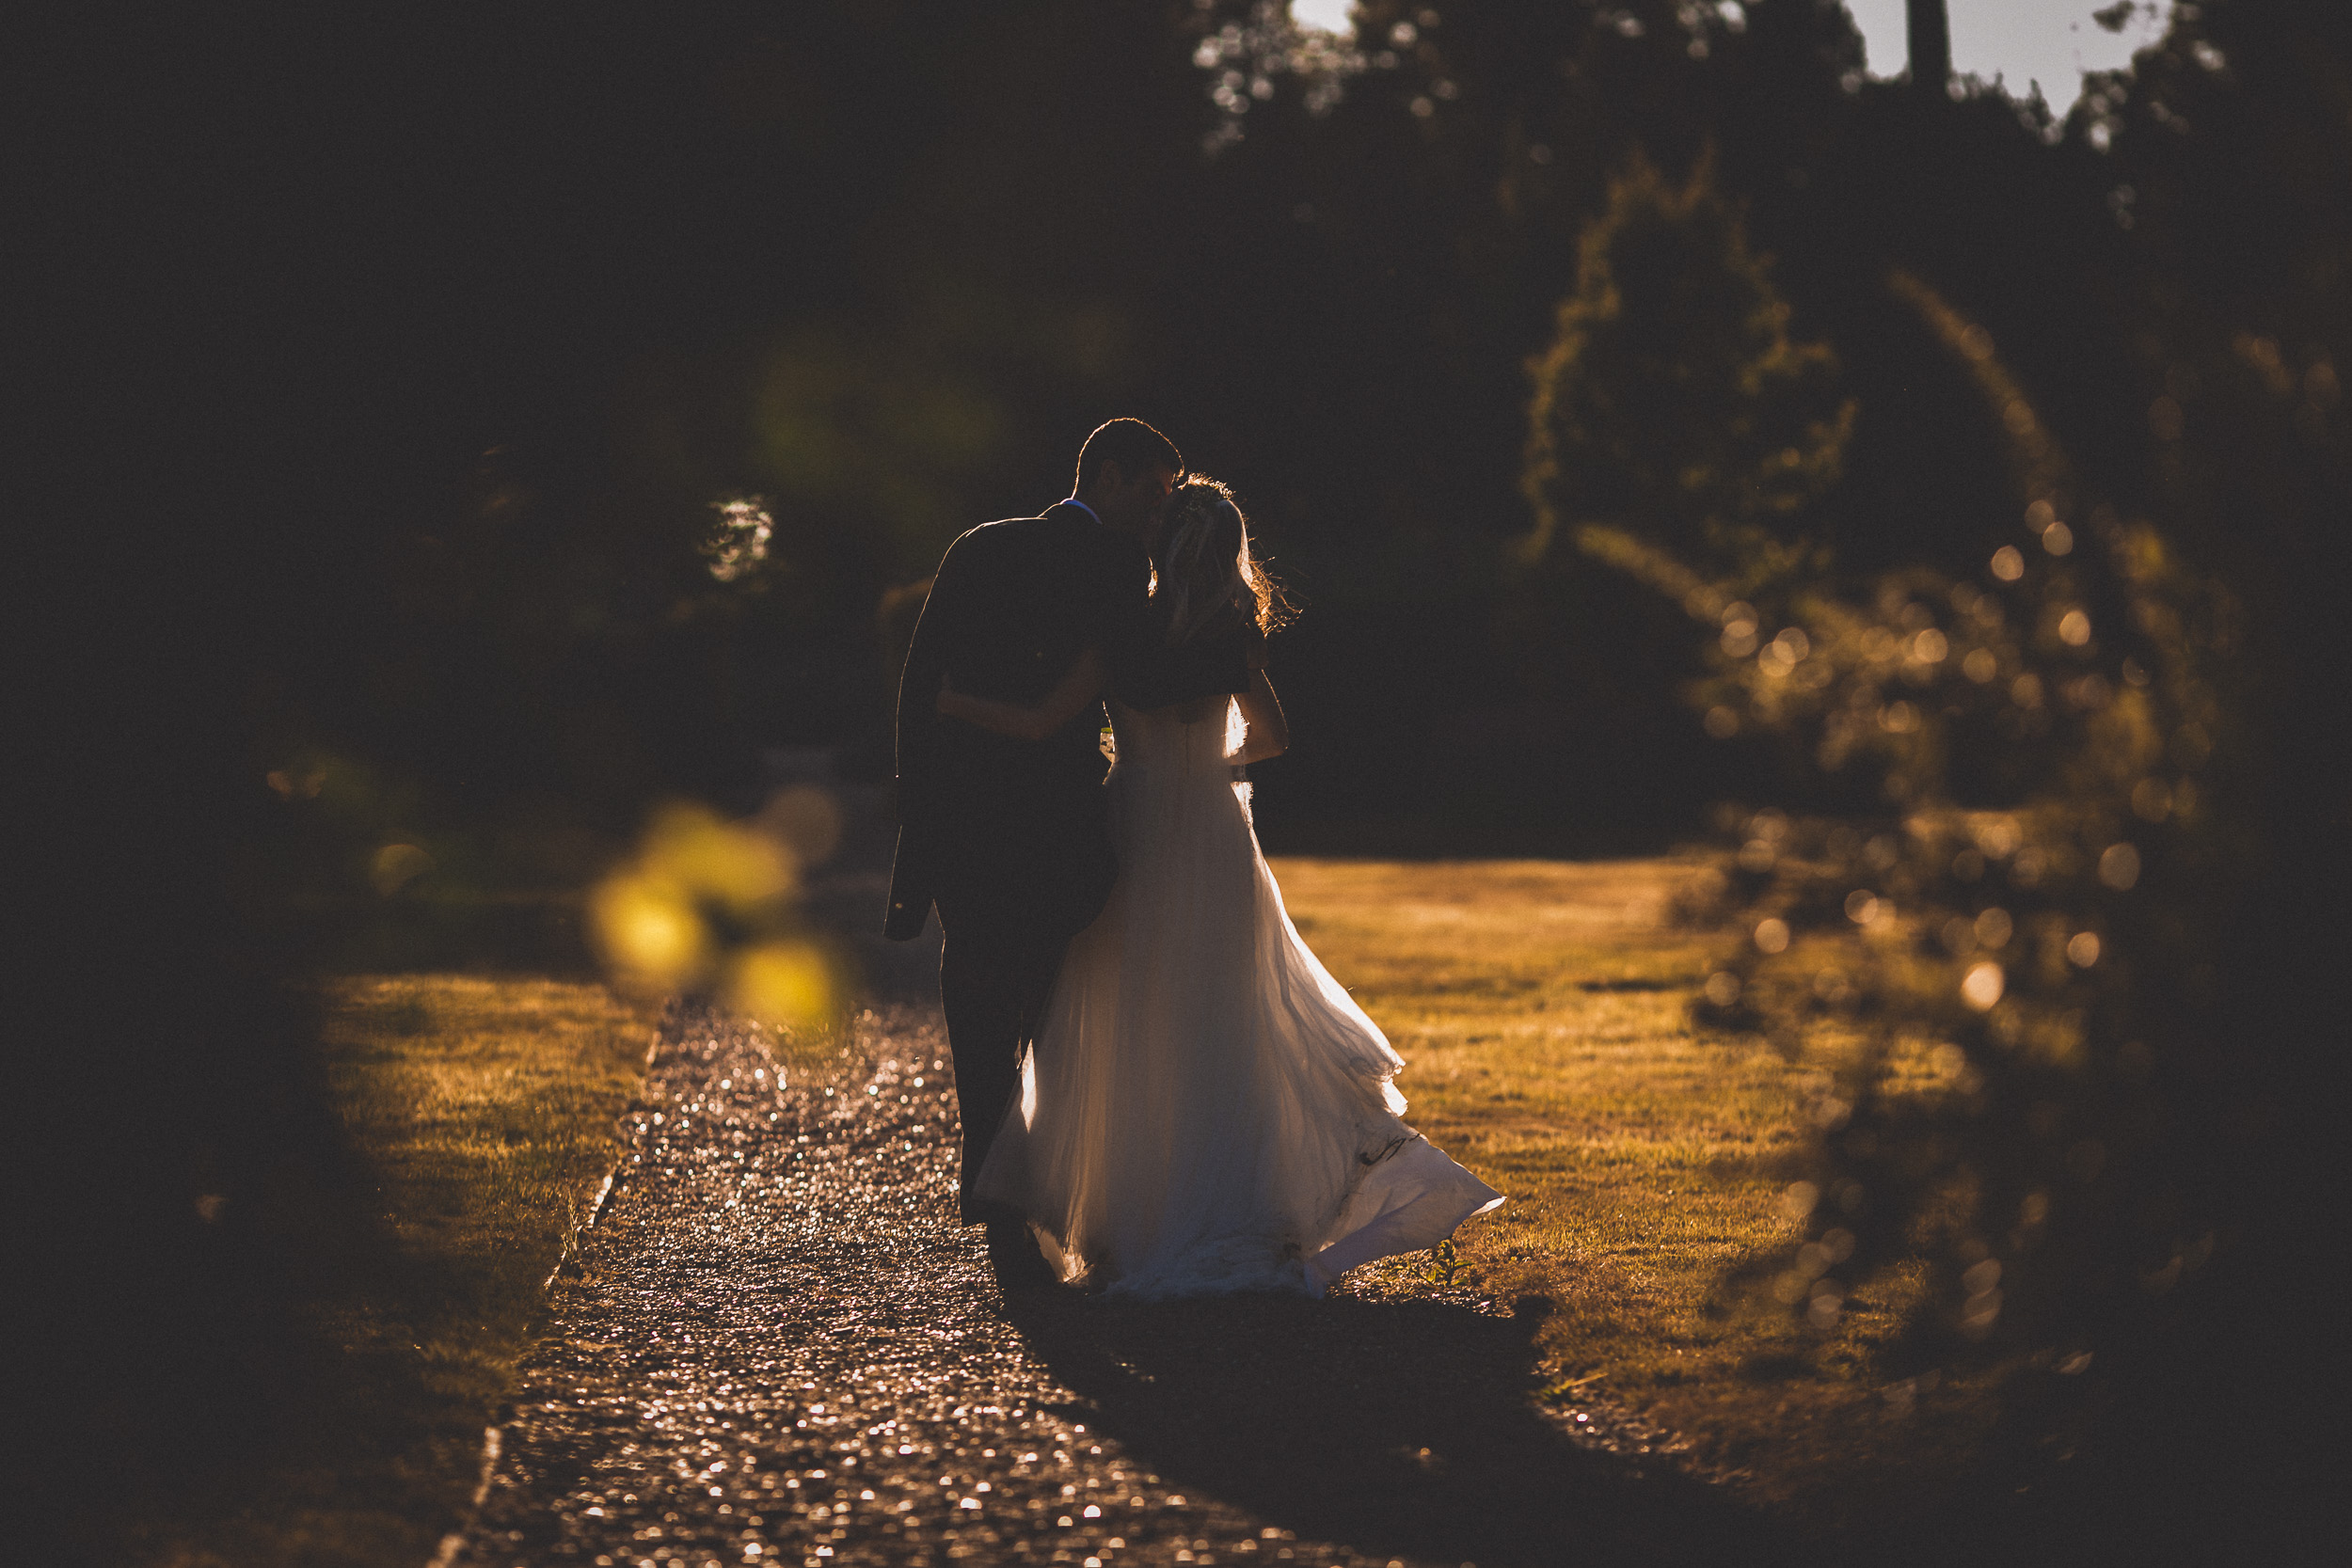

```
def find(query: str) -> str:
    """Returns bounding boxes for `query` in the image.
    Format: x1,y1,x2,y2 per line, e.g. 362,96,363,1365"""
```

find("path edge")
421,1019,669,1568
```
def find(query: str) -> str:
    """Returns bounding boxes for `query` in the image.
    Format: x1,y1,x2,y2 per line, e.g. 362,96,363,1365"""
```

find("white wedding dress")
974,695,1502,1299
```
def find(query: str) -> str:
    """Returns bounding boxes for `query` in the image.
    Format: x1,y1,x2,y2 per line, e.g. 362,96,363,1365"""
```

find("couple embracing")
886,420,1500,1297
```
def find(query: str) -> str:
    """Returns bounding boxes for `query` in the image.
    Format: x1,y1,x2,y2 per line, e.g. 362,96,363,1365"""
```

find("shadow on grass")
22,968,648,1567
1004,1289,1795,1568
23,1176,526,1567
21,1219,427,1564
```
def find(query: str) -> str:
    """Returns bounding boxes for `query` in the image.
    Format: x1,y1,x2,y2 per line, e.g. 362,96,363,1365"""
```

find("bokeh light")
703,498,774,582
368,843,434,895
588,799,847,1028
1625,265,2244,1370
589,873,709,988
640,801,798,912
728,940,838,1032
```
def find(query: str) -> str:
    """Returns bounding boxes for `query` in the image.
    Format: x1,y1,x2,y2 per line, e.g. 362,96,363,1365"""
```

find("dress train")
975,698,1502,1298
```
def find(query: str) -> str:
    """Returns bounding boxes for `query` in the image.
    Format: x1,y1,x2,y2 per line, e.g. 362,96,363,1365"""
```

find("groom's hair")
1074,419,1182,493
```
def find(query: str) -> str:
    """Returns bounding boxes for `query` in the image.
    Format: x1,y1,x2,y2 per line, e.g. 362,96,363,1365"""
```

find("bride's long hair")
1155,477,1295,645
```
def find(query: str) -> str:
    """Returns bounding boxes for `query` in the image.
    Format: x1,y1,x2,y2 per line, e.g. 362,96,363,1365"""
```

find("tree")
1529,4,2345,1537
1522,151,1854,593
1907,0,1952,96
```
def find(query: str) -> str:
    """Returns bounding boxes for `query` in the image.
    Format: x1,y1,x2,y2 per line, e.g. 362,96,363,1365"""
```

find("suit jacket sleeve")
892,536,973,830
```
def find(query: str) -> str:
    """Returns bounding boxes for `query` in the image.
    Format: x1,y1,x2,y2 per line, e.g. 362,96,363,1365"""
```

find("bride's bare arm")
1235,666,1288,763
936,648,1106,741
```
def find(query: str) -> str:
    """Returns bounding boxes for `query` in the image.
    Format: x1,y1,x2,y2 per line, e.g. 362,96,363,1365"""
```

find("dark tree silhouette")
1907,0,1953,95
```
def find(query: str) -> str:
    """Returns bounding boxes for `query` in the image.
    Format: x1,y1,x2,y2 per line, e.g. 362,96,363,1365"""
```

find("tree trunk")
1907,0,1952,97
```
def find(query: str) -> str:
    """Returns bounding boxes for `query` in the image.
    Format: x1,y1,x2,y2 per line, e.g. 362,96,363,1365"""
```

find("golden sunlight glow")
643,802,798,912
1974,818,2021,858
587,798,847,1024
370,843,434,895
589,874,708,987
728,940,837,1031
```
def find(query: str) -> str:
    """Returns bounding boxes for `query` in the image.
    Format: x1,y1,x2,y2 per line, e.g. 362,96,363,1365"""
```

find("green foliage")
1522,151,1853,593
1574,269,2241,1378
1511,8,2351,1413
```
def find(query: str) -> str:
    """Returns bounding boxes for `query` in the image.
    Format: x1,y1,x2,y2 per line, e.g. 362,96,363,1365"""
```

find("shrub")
1531,238,2244,1377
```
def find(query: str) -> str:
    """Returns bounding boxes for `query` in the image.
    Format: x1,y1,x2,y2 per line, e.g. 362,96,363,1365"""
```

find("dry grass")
134,974,655,1568
322,974,659,1302
1272,856,1992,1520
138,862,1997,1559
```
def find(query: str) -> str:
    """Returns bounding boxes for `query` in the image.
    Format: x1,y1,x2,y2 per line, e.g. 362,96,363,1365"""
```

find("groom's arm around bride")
883,419,1245,1227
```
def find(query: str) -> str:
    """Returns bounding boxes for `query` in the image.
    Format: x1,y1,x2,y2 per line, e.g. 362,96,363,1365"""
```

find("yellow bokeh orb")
590,874,708,987
643,801,798,913
729,941,838,1032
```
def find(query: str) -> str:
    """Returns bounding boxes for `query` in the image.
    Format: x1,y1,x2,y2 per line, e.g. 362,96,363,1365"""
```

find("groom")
885,419,1247,1274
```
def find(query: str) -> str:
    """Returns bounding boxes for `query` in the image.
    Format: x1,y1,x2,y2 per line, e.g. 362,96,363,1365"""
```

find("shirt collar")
1059,496,1104,528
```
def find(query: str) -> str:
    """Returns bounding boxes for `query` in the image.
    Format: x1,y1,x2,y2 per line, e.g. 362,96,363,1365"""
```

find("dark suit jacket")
884,502,1248,944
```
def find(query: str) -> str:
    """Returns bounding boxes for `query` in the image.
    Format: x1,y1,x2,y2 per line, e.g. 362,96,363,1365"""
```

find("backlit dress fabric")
976,697,1502,1298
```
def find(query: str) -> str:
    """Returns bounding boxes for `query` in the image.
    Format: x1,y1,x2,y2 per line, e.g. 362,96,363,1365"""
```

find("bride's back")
1107,696,1245,783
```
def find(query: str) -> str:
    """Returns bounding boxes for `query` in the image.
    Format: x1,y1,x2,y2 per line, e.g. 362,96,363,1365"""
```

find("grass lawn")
135,860,1993,1558
133,974,655,1568
1271,857,1993,1525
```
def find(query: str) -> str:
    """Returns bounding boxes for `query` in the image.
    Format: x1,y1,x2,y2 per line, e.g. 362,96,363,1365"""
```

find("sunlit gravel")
457,1002,1762,1568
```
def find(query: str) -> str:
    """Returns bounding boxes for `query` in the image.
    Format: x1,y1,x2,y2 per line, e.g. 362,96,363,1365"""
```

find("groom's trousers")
933,889,1067,1224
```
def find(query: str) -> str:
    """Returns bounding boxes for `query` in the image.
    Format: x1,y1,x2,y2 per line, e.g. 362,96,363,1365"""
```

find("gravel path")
454,1002,1782,1568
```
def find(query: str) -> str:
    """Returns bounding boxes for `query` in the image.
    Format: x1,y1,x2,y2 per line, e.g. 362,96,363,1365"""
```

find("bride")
937,477,1501,1298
